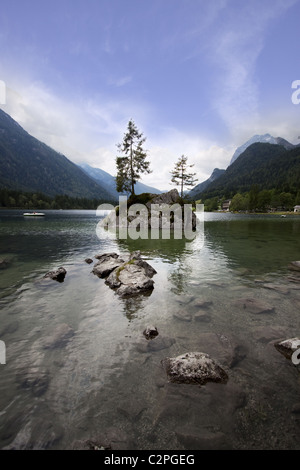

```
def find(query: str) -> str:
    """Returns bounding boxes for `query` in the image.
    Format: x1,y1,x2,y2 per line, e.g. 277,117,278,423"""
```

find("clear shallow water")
0,210,300,449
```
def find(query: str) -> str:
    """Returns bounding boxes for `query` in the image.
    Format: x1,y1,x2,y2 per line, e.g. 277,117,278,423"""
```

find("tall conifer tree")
116,120,151,196
170,155,198,197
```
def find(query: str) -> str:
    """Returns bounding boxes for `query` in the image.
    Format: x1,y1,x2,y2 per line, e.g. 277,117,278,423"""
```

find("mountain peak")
230,134,294,165
188,167,225,198
0,109,115,200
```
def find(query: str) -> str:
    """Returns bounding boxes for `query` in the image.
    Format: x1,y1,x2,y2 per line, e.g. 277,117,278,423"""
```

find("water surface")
0,210,300,449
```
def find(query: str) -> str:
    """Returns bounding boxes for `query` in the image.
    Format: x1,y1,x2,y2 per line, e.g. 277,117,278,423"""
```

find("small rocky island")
101,188,197,232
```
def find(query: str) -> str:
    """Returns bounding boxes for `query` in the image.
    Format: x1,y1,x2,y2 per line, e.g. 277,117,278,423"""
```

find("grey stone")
92,254,124,278
196,332,247,368
191,299,213,309
274,337,300,360
262,283,290,295
194,311,211,322
143,326,159,340
173,310,192,322
162,352,228,385
106,254,156,297
136,336,175,353
43,267,67,283
252,325,287,343
145,189,181,207
234,297,275,314
94,252,119,260
18,366,49,396
175,429,231,450
289,261,300,272
0,320,19,336
0,258,11,269
42,323,74,350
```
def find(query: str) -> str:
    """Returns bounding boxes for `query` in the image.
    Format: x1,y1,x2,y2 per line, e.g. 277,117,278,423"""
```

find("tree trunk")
130,140,135,196
181,167,184,198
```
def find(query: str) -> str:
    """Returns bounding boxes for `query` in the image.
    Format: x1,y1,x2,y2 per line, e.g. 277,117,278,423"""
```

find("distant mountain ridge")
78,162,162,198
192,142,300,200
188,168,225,198
0,109,115,201
229,133,295,165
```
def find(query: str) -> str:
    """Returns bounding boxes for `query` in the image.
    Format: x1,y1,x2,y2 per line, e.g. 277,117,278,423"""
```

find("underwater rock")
162,352,228,385
234,297,275,314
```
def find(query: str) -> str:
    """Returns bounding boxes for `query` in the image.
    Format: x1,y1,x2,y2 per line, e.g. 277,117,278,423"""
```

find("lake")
0,209,300,450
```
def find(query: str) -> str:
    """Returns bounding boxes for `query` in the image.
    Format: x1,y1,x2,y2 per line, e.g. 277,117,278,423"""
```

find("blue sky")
0,0,300,190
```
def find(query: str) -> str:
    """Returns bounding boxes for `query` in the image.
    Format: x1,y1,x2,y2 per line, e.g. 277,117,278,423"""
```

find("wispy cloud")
209,0,298,137
108,75,132,87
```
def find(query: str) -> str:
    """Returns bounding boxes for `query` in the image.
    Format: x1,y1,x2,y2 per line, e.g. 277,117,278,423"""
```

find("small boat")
23,212,45,217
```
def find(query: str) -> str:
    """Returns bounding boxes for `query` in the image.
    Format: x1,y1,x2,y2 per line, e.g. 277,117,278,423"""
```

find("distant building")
294,205,300,213
222,199,231,211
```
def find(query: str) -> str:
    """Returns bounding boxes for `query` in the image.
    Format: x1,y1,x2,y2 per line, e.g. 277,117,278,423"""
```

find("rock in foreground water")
92,253,125,278
105,251,156,297
43,267,67,283
143,326,159,340
162,352,228,385
289,261,300,272
234,297,275,314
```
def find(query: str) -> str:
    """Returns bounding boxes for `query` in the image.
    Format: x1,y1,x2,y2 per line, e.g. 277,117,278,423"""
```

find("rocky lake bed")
0,210,300,449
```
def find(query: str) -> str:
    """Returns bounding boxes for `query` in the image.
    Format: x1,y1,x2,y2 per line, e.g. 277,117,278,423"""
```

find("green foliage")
116,119,151,196
230,193,249,212
229,188,299,212
127,192,154,206
204,196,219,211
0,188,110,210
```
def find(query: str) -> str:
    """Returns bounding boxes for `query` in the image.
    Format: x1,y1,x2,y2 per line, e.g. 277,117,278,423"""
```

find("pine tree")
115,119,151,196
170,155,198,197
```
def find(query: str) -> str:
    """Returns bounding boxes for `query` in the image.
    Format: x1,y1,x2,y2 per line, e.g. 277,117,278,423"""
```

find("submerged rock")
262,283,290,295
43,267,67,283
19,366,50,397
42,323,74,350
173,309,192,322
175,429,231,450
162,352,228,385
191,299,213,309
289,261,300,272
0,258,11,269
195,332,246,368
234,297,275,314
84,258,93,264
253,325,287,343
136,335,175,353
274,337,300,360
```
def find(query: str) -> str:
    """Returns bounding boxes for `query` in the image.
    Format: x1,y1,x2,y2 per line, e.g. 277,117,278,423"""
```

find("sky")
0,0,300,190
